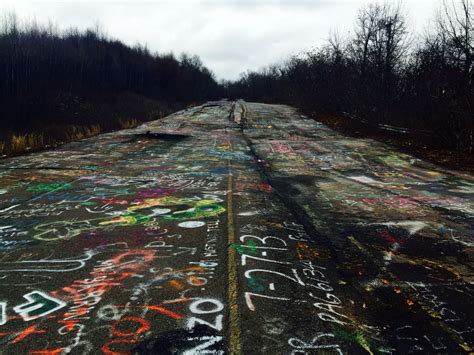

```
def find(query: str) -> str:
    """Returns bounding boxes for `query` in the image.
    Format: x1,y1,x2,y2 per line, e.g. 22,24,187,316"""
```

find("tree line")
0,13,222,134
226,1,473,152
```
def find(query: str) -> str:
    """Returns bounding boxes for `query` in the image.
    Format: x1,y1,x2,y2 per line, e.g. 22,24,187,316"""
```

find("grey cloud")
2,0,439,80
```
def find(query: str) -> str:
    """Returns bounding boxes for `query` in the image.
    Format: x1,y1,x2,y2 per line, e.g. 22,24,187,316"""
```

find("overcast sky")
1,0,440,80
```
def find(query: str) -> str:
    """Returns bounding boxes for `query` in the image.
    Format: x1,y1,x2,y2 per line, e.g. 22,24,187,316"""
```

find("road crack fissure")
232,101,333,251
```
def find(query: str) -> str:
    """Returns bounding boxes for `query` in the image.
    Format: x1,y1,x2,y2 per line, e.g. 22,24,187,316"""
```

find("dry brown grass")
119,118,139,129
1,124,105,156
8,133,45,153
0,95,182,157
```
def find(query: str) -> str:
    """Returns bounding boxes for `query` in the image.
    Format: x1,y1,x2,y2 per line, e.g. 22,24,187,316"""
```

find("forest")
226,0,473,155
1,1,472,160
0,14,222,155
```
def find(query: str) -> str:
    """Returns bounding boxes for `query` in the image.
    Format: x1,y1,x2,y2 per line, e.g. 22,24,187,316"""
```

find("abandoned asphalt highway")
0,101,472,354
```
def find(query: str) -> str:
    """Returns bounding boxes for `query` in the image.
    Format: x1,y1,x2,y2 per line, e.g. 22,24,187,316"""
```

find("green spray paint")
333,326,374,354
129,196,226,220
246,276,266,292
27,182,72,192
230,240,257,254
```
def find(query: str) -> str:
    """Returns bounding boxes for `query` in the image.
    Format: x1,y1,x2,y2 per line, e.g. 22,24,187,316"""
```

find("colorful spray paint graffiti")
242,102,474,353
0,101,472,353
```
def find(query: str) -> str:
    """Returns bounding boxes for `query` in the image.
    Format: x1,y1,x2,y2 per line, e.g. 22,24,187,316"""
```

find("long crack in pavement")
0,101,472,354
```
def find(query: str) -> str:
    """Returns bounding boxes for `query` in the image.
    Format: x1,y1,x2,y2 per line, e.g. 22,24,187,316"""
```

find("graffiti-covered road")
0,101,472,354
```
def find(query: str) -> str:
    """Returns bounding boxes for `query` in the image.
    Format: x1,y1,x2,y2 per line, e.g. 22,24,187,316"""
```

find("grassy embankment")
0,91,187,157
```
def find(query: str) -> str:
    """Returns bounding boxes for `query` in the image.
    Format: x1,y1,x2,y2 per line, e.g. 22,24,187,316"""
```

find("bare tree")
348,2,408,120
351,3,381,77
438,0,473,86
328,29,346,63
351,2,408,77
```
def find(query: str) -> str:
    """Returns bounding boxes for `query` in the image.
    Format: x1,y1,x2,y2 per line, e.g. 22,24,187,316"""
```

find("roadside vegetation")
0,13,222,156
226,0,473,170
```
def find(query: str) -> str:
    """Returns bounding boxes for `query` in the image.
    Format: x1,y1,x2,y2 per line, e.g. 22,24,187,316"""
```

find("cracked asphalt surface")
0,101,472,354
